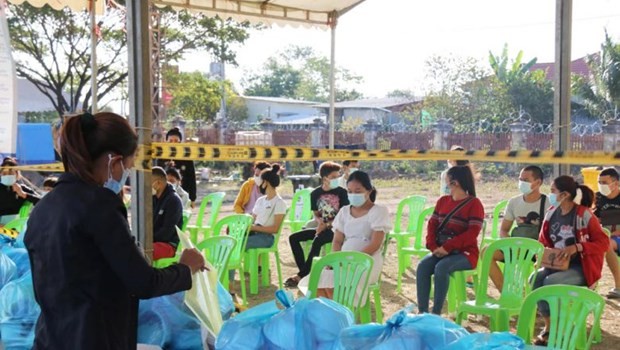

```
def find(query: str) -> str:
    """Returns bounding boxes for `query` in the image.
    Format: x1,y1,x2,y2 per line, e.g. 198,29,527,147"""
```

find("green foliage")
20,111,60,124
572,31,620,118
242,45,364,102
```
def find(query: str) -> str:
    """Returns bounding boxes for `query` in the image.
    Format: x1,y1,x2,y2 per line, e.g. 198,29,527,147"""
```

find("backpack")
511,195,546,240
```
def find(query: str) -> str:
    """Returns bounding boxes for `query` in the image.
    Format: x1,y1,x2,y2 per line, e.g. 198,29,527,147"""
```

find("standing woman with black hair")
531,176,608,346
24,113,205,350
156,127,197,208
417,165,485,315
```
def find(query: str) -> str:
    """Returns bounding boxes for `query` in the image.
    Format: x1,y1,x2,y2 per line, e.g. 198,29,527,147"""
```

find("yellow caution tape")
0,228,19,240
3,143,620,172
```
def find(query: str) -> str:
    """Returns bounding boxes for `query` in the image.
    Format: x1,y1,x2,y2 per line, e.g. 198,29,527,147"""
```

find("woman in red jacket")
416,165,485,314
532,175,608,346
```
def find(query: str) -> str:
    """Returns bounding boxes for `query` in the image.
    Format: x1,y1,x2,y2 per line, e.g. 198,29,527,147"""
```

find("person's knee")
610,239,618,252
492,250,504,261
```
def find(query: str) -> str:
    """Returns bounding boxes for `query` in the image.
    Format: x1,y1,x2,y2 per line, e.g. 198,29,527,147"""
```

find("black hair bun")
271,164,281,173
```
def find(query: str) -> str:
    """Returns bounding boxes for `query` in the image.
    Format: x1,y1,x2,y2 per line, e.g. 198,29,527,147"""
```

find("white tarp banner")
0,1,17,155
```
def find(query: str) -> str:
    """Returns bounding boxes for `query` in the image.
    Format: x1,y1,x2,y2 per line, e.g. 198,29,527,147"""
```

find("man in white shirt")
489,165,552,291
338,160,359,188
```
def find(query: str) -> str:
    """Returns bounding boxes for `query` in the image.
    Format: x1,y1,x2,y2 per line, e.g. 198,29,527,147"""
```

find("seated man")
594,167,620,299
285,161,349,287
0,157,40,224
338,160,359,189
41,177,58,196
152,166,183,260
166,168,191,211
488,165,551,291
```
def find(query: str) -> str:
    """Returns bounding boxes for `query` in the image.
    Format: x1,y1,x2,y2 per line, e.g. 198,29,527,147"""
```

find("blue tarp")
16,123,54,165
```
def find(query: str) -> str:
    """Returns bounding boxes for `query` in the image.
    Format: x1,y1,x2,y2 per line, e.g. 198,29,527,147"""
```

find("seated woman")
298,171,391,301
532,176,608,346
233,161,271,214
417,165,484,315
229,164,287,281
0,157,40,224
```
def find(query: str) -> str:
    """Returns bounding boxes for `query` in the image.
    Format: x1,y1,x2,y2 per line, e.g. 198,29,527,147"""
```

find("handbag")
435,197,474,247
540,248,570,270
511,195,547,240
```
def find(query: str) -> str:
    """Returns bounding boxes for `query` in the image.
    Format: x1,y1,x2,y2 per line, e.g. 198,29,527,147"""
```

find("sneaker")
607,288,620,299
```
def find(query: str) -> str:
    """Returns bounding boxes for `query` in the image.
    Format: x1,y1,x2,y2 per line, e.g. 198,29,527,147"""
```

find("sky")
181,0,620,99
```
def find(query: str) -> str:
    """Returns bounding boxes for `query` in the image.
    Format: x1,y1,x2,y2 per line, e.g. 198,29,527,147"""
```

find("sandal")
533,330,549,346
284,276,300,288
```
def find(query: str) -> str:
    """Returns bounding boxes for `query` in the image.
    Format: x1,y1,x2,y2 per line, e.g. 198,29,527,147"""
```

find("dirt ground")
196,177,620,348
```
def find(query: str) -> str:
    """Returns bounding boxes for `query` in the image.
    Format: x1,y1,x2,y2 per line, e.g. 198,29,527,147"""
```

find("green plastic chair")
187,192,226,244
18,202,33,219
181,210,192,232
365,234,390,323
4,218,28,233
516,285,605,350
482,200,508,245
396,206,434,293
244,209,288,295
307,251,374,322
455,238,544,331
389,195,427,254
284,188,313,234
213,214,253,305
151,212,192,269
196,235,237,283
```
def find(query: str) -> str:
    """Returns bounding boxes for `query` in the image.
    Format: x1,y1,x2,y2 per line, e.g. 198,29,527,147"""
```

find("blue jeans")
416,253,472,314
531,265,586,316
229,233,275,281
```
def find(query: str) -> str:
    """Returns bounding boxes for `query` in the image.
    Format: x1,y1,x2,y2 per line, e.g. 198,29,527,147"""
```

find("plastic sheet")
217,283,233,321
2,247,31,278
444,332,525,350
337,309,469,350
0,272,40,350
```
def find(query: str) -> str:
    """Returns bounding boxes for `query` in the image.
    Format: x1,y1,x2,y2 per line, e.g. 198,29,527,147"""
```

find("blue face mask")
103,155,130,194
549,193,562,207
348,193,367,207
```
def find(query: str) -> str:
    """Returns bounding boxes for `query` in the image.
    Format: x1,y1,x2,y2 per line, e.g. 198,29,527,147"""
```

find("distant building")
314,97,423,125
529,55,593,81
242,96,322,127
17,78,68,119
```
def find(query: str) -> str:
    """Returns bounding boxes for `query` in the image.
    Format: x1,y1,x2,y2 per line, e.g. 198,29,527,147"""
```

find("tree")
164,70,246,123
242,45,364,102
8,3,127,115
489,45,553,123
7,4,253,116
572,32,620,118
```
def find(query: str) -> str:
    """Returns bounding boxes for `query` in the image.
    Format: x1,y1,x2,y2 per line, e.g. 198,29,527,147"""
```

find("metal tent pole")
90,0,98,113
554,0,572,177
328,12,337,150
127,0,153,260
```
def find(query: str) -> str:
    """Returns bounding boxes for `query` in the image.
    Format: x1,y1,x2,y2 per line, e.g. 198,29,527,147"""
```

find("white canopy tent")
4,0,575,254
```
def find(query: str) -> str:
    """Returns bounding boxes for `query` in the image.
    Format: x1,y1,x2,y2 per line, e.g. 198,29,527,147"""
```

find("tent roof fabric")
152,0,365,27
8,0,106,14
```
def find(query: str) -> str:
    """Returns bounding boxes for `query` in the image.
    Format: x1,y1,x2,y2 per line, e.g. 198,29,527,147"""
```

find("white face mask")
40,190,49,197
599,183,612,197
1,175,16,187
329,178,340,190
152,187,157,196
518,180,533,195
348,193,367,207
254,175,263,187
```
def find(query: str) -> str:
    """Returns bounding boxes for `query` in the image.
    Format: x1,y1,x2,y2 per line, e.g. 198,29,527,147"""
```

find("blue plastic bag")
263,296,355,350
444,332,525,350
337,308,469,350
0,251,16,290
2,247,31,278
138,292,203,350
217,282,233,321
216,290,292,350
0,272,41,350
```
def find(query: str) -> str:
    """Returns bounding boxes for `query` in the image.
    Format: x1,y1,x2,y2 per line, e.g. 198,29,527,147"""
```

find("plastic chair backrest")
307,251,374,313
490,200,509,240
287,188,313,222
516,285,605,350
181,210,192,232
196,192,226,229
272,208,289,248
212,214,253,265
393,195,426,234
413,206,435,249
196,235,237,281
476,238,544,308
18,202,33,219
4,218,28,233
